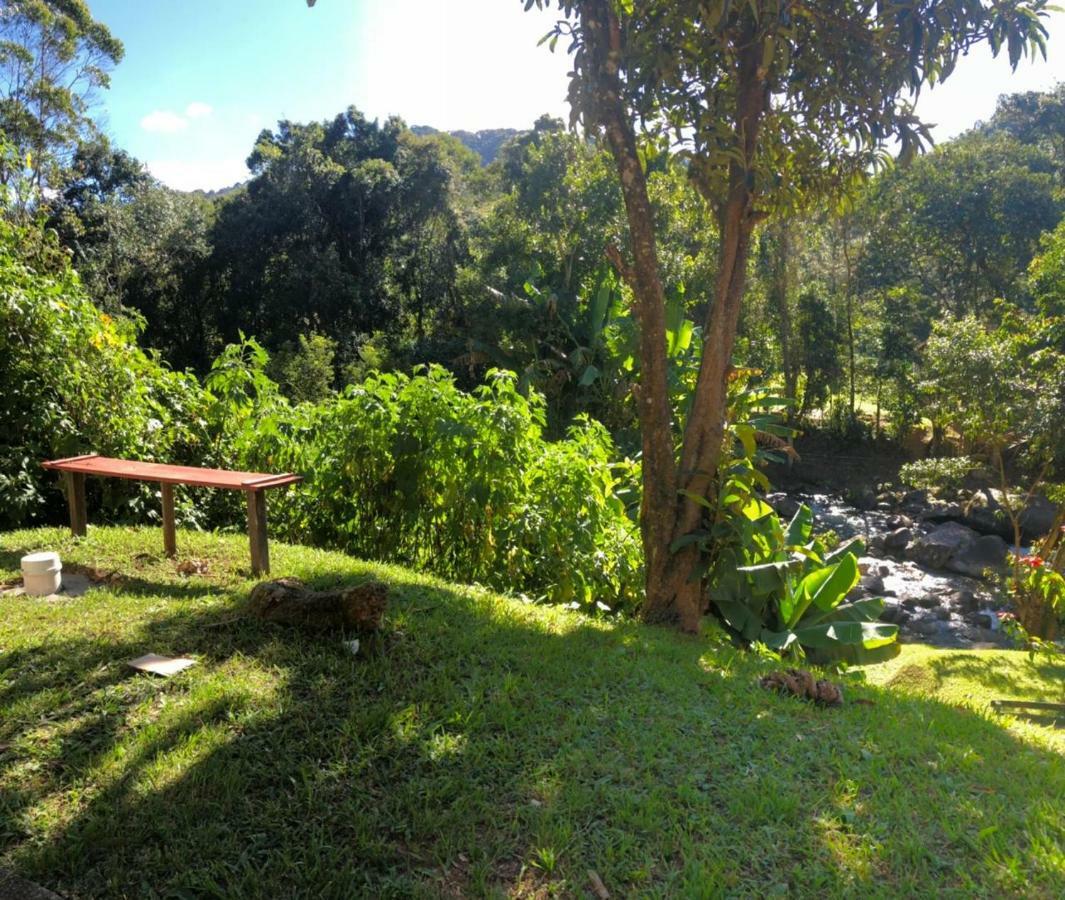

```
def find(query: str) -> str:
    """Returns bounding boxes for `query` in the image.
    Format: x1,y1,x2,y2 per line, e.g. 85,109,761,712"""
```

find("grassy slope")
0,527,1062,899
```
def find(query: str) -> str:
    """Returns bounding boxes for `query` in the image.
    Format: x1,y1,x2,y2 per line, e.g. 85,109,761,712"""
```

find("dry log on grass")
247,577,387,631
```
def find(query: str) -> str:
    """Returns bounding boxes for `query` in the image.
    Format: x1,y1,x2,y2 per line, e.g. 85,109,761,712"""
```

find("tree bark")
581,2,767,632
583,1,680,623
248,577,388,632
767,222,798,411
670,23,768,629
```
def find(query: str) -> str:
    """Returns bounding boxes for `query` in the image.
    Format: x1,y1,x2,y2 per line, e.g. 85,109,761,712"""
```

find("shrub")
676,375,897,662
215,359,643,612
899,456,977,492
267,333,337,402
0,221,209,528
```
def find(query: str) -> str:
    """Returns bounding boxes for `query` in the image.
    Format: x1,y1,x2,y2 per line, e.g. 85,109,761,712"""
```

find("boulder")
879,602,909,625
1019,494,1059,539
883,527,913,554
860,574,885,594
908,521,979,570
901,489,928,510
944,589,980,614
945,534,1008,578
850,486,878,511
921,500,965,523
765,492,801,520
909,617,942,637
961,488,1059,541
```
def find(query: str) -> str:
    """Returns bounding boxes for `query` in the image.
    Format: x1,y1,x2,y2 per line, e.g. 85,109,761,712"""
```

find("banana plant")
710,503,899,663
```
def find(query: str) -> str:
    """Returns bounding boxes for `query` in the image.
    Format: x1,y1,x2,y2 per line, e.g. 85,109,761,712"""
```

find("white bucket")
22,551,62,596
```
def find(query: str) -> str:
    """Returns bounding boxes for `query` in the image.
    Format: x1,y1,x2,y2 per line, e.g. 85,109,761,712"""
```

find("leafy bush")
0,221,209,528
675,375,897,662
1004,552,1064,641
213,354,643,612
899,455,977,492
709,502,897,663
267,333,337,402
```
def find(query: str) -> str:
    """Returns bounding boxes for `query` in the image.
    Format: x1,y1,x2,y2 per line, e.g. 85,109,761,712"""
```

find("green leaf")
785,553,860,629
733,423,757,458
741,497,774,521
784,504,813,546
578,365,600,387
792,619,898,651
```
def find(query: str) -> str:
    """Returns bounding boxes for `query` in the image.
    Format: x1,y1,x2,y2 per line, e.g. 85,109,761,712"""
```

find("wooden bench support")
246,488,269,576
161,482,177,558
64,471,87,537
43,455,299,574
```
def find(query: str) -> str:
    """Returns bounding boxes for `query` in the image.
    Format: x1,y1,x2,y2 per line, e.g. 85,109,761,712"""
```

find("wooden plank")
161,482,177,558
64,471,87,537
246,489,270,576
42,455,301,491
241,472,302,489
43,452,99,467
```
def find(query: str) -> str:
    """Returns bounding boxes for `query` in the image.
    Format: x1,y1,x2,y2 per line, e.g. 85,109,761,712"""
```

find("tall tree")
534,0,1050,630
857,133,1060,315
0,0,123,208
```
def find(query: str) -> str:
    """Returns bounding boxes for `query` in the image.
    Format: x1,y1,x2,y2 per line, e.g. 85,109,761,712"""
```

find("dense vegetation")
2,0,1064,646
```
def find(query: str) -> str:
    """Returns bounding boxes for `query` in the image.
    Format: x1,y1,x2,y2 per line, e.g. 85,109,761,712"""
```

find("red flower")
1021,555,1045,568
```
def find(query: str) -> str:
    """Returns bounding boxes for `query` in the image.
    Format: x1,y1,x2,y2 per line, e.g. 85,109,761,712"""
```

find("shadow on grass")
0,542,232,603
1,561,1063,898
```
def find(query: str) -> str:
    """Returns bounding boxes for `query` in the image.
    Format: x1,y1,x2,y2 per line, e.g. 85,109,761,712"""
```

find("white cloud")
140,109,189,133
185,101,213,119
146,157,249,192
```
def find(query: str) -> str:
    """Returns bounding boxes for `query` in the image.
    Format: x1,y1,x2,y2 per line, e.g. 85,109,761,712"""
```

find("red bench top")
42,454,302,491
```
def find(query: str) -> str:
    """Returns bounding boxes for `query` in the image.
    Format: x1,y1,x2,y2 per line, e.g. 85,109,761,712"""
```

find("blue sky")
91,1,1065,191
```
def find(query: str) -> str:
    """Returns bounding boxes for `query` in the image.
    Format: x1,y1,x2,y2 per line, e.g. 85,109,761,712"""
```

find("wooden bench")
42,454,302,575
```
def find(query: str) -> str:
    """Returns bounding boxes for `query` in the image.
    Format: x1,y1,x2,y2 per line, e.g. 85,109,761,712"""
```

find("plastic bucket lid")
21,551,61,574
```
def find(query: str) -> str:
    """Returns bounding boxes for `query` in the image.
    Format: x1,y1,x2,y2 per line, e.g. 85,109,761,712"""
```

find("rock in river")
945,534,1008,578
908,521,980,570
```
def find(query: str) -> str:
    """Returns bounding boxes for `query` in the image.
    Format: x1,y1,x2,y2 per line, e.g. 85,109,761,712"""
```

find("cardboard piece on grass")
128,653,196,677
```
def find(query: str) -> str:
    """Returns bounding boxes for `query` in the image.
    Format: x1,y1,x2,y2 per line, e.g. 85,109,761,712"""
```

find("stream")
767,491,1013,649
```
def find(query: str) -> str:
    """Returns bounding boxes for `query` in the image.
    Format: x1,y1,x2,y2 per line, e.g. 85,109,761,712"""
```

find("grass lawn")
1,527,1062,898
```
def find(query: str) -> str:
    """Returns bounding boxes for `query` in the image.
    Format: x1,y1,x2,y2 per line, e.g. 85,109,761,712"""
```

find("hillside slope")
0,527,1061,897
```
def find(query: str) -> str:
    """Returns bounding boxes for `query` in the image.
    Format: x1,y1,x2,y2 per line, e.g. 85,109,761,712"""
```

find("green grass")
1,527,1062,898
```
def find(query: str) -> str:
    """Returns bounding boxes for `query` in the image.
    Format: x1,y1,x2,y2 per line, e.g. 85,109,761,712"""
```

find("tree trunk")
840,220,857,416
248,577,388,632
582,1,680,623
581,2,767,632
767,222,798,411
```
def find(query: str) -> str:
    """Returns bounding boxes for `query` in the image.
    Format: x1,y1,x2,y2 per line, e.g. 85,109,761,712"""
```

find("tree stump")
247,577,387,631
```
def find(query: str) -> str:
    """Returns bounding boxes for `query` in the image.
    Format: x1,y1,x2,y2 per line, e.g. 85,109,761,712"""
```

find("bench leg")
161,482,177,558
246,489,269,576
64,471,87,537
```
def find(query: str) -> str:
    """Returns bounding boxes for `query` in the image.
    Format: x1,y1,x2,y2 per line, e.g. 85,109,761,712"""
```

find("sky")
90,0,1065,192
